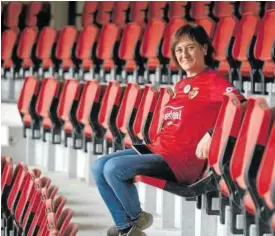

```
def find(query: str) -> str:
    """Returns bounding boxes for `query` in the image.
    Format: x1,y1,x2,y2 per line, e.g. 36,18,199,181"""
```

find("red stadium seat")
75,25,99,76
25,1,43,30
36,26,57,72
212,2,238,78
1,156,13,193
63,223,79,236
140,19,166,83
56,79,82,147
168,2,188,19
96,23,119,74
118,22,142,78
35,77,61,140
190,2,216,38
116,83,142,149
1,29,17,70
55,26,78,72
253,6,275,93
3,1,22,34
229,98,274,234
98,80,123,153
112,1,130,29
17,27,38,70
17,76,41,137
231,2,260,90
21,177,51,235
82,2,98,26
148,2,167,20
129,2,148,29
96,1,114,26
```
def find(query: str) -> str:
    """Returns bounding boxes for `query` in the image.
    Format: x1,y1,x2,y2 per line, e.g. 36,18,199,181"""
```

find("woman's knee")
91,157,105,180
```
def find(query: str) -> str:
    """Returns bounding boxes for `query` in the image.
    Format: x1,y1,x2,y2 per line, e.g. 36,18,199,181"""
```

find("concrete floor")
42,170,180,236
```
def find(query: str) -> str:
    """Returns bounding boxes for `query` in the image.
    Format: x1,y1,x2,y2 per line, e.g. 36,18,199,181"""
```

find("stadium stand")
1,1,275,236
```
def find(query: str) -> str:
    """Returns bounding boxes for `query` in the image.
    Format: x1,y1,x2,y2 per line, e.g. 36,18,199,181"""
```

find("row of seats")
16,73,275,235
1,2,274,97
1,1,51,34
1,156,79,236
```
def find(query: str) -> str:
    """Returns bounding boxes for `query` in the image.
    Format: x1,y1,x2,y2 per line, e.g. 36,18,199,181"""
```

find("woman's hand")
196,132,212,159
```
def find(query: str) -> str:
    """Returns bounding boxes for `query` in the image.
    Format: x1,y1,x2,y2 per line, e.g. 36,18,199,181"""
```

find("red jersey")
147,69,245,184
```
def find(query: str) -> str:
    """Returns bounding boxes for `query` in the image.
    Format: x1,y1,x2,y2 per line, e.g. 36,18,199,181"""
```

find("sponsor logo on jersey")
163,106,184,121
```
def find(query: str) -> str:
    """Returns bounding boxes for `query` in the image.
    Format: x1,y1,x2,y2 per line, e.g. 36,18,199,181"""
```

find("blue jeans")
92,148,176,230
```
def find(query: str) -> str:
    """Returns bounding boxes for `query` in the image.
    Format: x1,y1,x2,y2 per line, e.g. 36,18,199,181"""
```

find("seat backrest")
36,26,57,69
140,19,166,69
257,120,275,210
17,27,38,67
168,2,187,19
96,1,114,26
82,2,98,26
212,2,237,61
118,22,142,72
133,85,159,140
148,2,167,20
254,8,275,62
63,223,79,236
230,98,273,190
208,93,246,176
35,77,60,129
232,10,259,61
25,1,43,28
148,86,174,143
1,156,13,193
4,1,22,33
57,208,74,234
112,1,130,28
55,26,78,69
116,83,142,134
17,76,40,118
98,81,122,129
57,79,81,122
75,25,98,63
96,23,119,70
1,29,17,67
191,2,215,38
7,162,28,212
240,2,260,15
129,2,148,28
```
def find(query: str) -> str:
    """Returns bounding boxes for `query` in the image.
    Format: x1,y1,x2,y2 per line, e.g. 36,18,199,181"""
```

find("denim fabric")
92,148,176,230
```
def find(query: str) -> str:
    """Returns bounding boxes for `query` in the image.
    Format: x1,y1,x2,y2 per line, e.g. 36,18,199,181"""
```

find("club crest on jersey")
225,87,237,93
183,84,192,94
188,87,200,99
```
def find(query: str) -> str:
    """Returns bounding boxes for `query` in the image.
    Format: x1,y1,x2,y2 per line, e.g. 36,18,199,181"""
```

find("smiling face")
174,36,207,77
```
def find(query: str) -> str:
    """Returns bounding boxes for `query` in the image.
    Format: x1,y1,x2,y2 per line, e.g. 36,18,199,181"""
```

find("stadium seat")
96,1,114,26
253,120,275,235
168,2,188,19
75,25,99,79
25,1,43,30
35,26,58,77
190,2,216,38
148,2,167,20
129,2,148,29
1,156,13,193
112,1,130,29
55,26,78,78
3,1,23,34
212,2,238,78
63,223,79,236
82,2,98,27
230,97,274,235
231,2,260,93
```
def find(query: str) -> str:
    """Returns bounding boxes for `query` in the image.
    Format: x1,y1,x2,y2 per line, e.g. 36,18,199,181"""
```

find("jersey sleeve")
210,76,246,102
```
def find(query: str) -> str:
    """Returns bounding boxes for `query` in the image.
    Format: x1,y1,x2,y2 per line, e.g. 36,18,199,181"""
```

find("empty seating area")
1,156,79,236
1,1,275,236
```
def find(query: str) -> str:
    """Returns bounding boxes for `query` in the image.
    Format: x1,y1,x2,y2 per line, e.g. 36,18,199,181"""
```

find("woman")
92,23,245,236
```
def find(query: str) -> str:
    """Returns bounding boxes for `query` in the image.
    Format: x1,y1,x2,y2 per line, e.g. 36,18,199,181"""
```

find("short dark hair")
171,23,216,70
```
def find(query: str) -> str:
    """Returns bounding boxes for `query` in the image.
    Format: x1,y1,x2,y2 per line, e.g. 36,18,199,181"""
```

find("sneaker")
107,211,153,236
119,226,146,236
